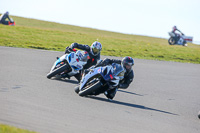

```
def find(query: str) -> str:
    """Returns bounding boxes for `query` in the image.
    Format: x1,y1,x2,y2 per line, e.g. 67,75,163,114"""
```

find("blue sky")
1,0,200,44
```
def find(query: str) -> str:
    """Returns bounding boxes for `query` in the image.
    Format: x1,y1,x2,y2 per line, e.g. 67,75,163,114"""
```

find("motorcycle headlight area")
102,67,113,75
101,67,115,80
117,71,125,79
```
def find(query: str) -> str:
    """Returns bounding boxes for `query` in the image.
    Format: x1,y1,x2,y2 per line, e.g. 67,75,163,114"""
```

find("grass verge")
0,15,200,64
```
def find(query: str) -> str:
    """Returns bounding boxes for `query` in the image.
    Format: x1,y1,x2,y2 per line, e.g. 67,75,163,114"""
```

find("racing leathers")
171,28,184,42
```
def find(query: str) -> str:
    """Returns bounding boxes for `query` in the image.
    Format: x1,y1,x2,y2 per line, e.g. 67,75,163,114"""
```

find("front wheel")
168,37,176,45
74,86,80,94
198,111,200,119
47,64,68,79
79,80,102,96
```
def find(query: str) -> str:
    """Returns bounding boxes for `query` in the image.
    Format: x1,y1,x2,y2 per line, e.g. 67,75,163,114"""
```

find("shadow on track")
87,96,178,116
118,90,144,96
52,78,79,84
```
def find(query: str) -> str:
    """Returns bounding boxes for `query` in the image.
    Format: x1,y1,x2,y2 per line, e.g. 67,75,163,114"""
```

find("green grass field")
0,124,36,133
0,15,200,63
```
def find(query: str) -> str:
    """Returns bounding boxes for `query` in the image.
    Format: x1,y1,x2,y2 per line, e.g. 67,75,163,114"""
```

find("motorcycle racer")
171,26,184,42
87,56,134,99
65,41,102,81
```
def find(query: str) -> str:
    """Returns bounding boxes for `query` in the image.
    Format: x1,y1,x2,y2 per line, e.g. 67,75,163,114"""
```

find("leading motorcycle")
75,63,125,97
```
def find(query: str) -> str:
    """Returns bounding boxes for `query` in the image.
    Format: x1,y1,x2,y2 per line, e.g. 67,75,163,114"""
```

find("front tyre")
47,64,68,79
182,41,187,46
198,111,200,119
74,86,80,94
79,80,101,96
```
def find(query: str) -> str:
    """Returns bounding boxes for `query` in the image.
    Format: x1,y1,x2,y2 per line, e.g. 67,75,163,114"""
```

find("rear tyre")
47,64,68,79
168,37,176,45
79,80,101,96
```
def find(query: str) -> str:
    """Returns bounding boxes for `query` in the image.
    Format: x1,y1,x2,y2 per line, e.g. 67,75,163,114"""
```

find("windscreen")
78,51,90,62
112,63,125,78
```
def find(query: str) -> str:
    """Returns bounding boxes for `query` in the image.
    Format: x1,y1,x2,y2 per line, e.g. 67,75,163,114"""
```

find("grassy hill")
0,15,200,63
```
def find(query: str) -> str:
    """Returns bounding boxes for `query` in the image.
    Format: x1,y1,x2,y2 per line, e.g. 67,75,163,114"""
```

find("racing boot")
104,88,117,100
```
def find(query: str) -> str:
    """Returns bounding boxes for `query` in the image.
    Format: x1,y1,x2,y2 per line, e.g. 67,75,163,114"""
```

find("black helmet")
121,56,134,72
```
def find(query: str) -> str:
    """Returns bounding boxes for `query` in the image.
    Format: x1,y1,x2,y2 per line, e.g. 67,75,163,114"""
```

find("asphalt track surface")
0,46,200,133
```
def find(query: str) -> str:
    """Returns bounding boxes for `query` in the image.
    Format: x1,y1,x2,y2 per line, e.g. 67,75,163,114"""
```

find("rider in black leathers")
65,41,102,81
86,56,134,99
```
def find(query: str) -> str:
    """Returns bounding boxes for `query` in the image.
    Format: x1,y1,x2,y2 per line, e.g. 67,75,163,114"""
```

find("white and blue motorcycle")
47,50,89,79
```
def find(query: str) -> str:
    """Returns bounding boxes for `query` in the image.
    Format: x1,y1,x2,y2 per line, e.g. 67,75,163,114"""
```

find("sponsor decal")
71,53,74,58
98,68,101,73
109,74,113,79
77,64,81,68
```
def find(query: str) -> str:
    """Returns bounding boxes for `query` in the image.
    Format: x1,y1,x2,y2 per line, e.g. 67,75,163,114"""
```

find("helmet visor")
124,62,133,72
92,47,100,55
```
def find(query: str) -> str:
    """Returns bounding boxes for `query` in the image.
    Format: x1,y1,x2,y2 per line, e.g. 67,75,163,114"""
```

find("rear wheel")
79,80,101,96
47,64,68,79
168,37,176,45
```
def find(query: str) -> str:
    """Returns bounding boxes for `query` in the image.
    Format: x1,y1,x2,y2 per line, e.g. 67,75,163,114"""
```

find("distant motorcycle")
168,32,193,46
47,50,89,79
75,63,125,97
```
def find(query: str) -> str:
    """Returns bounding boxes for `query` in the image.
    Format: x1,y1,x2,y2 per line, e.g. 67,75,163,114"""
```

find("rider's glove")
102,58,110,66
71,42,78,49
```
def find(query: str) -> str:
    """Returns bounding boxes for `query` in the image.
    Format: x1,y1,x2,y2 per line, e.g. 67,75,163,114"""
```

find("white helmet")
90,41,102,56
